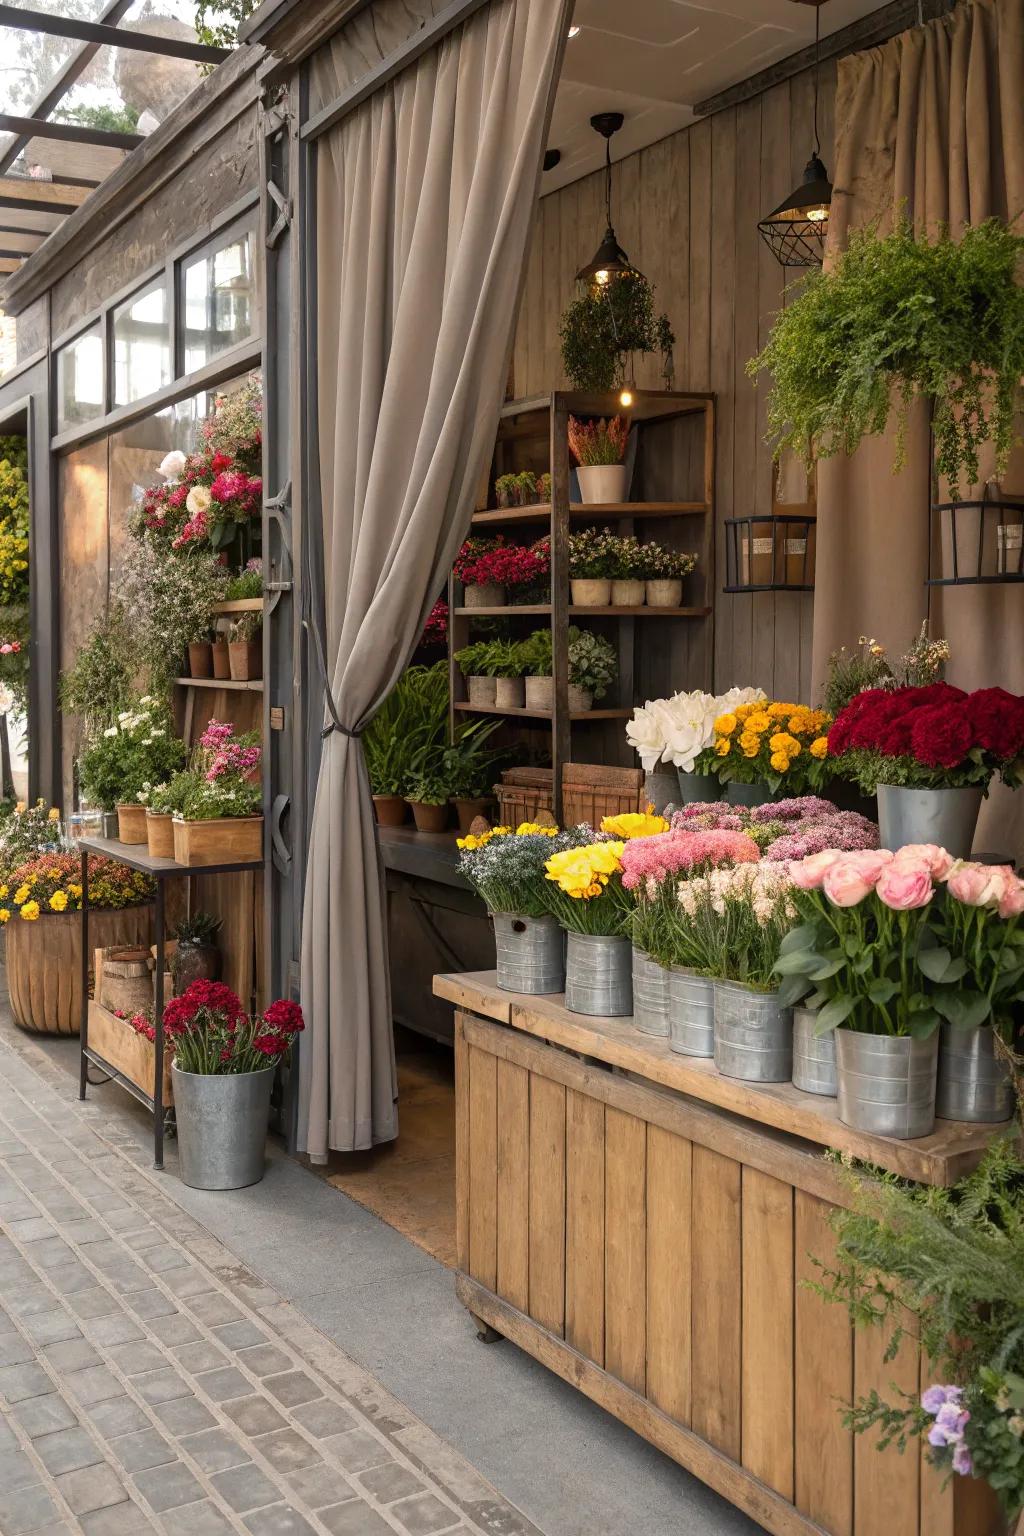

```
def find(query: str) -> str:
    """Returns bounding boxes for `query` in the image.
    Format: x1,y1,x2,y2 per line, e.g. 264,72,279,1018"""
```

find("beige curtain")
299,0,571,1158
812,0,1024,855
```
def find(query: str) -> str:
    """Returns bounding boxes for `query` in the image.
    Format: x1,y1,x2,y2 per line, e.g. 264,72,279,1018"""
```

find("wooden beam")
0,223,50,241
693,0,956,118
0,257,21,273
0,114,141,151
0,178,88,215
0,4,229,64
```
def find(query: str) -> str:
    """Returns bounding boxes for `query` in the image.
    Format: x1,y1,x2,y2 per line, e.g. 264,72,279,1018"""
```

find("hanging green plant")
560,272,675,391
748,217,1024,498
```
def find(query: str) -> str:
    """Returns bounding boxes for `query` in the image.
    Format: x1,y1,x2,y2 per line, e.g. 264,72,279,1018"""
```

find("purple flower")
927,1400,970,1448
922,1384,963,1415
749,795,834,824
951,1442,973,1477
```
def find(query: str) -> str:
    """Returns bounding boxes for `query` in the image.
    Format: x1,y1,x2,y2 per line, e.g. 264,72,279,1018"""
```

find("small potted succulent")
171,909,223,994
568,414,630,505
78,698,185,845
643,542,697,607
228,612,262,681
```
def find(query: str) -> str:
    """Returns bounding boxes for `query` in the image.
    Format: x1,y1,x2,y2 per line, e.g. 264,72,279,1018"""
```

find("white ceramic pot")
571,578,612,607
646,579,683,608
576,464,627,505
610,579,645,607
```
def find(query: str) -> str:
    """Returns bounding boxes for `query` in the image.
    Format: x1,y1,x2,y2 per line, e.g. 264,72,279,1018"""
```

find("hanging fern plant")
560,271,675,391
748,217,1024,498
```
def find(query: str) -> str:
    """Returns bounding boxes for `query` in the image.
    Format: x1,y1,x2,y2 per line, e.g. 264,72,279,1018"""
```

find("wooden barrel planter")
6,904,155,1036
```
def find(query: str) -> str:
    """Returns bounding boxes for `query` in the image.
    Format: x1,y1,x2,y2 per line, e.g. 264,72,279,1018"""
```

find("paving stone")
0,1360,56,1401
134,1369,194,1406
65,1364,124,1407
23,1236,77,1269
34,1426,106,1476
87,1395,151,1440
131,1459,205,1512
390,1494,461,1536
290,1400,355,1440
147,1313,198,1346
0,1332,38,1367
120,1227,162,1252
0,1481,61,1534
262,1373,322,1409
213,1321,267,1351
48,1261,100,1295
324,1428,396,1474
61,1219,109,1245
177,1427,251,1475
7,1290,57,1320
187,1293,243,1328
106,1342,167,1378
142,1245,191,1274
151,1396,218,1437
12,1392,79,1438
54,1460,129,1515
86,1316,145,1349
42,1338,102,1373
6,1216,55,1241
242,1506,320,1536
0,1445,48,1490
195,1365,251,1403
68,1288,123,1320
172,1341,229,1377
161,1268,216,1300
127,1290,180,1322
104,1260,154,1296
222,1396,288,1438
284,1463,357,1511
80,1498,158,1535
160,1500,236,1536
235,1345,292,1378
22,1312,82,1348
253,1428,323,1475
210,1462,282,1513
359,1463,428,1504
318,1505,396,1536
110,1429,177,1474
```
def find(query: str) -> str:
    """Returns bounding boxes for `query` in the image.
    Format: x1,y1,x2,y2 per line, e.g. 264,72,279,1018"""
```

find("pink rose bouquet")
920,859,1024,1040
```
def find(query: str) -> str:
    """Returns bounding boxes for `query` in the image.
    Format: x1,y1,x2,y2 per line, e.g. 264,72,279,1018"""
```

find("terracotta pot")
646,579,683,608
463,582,505,609
611,579,645,607
524,675,553,712
116,804,148,845
466,675,497,707
453,797,491,835
407,800,449,833
172,816,262,868
211,639,231,680
188,642,213,678
229,640,262,682
372,795,407,827
567,685,594,712
7,904,154,1036
571,577,612,607
145,811,175,860
576,464,627,505
494,677,525,709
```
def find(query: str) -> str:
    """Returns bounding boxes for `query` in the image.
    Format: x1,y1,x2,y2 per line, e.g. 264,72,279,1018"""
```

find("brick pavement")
0,1027,541,1536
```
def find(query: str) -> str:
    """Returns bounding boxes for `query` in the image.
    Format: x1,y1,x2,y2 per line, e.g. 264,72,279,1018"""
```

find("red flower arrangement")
145,980,304,1075
828,683,1024,792
421,598,448,648
453,536,550,592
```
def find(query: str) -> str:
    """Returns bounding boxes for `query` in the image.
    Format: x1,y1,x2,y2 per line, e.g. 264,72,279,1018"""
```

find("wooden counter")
434,970,1003,1536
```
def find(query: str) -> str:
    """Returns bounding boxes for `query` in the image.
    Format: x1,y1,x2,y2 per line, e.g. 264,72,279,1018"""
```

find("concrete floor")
24,1022,762,1536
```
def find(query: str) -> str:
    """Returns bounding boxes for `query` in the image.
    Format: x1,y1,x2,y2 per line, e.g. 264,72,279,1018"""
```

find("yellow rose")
20,901,40,921
810,736,829,760
49,891,68,912
0,909,9,925
714,713,738,736
600,813,668,840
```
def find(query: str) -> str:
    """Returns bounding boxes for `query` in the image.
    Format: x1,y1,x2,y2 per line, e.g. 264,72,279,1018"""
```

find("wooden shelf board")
212,598,263,613
452,703,631,722
569,605,711,618
453,604,551,618
470,501,710,527
174,677,264,692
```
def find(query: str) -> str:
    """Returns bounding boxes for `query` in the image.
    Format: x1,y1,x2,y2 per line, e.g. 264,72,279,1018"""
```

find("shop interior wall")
511,60,837,706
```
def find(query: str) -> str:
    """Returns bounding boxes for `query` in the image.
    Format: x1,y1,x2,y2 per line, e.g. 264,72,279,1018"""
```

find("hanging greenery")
559,272,675,391
748,217,1024,499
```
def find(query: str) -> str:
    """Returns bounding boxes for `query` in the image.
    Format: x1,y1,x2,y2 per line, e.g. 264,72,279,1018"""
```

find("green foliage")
173,910,222,945
224,568,263,600
60,607,137,732
78,698,185,812
114,540,229,694
227,612,262,643
147,772,193,817
178,772,260,820
749,217,1024,498
560,272,675,391
194,0,257,51
55,104,139,133
0,435,29,610
363,663,449,799
517,627,618,700
440,720,506,800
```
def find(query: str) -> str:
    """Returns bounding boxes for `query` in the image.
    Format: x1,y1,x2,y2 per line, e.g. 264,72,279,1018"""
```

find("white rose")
158,450,186,481
186,485,212,516
626,701,669,772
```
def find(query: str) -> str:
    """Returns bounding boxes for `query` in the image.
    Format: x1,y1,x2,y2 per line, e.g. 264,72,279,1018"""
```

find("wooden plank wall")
512,63,837,704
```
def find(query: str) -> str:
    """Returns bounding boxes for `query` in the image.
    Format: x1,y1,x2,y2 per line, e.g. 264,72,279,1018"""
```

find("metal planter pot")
936,1023,1014,1123
564,932,632,1017
835,1029,938,1139
877,784,983,859
643,772,679,816
171,1065,275,1190
714,980,792,1081
676,771,721,805
724,782,776,809
632,948,671,1036
792,1006,837,1097
491,913,564,996
669,967,715,1057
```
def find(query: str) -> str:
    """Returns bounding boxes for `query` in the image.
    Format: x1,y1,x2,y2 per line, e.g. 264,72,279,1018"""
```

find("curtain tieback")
302,615,362,743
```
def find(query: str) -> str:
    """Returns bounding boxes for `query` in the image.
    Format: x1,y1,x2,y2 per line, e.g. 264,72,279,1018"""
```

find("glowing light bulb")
619,388,633,408
595,269,610,286
806,205,828,223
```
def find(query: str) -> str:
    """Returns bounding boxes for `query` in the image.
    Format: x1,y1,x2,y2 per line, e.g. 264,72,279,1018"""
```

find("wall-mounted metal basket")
723,514,816,593
927,497,1024,585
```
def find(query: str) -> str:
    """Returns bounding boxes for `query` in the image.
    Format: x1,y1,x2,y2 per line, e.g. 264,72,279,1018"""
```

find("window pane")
56,326,104,430
182,231,254,371
113,280,171,406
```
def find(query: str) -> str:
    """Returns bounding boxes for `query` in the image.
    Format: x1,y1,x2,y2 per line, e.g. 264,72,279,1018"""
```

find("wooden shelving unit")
174,677,264,692
449,389,715,821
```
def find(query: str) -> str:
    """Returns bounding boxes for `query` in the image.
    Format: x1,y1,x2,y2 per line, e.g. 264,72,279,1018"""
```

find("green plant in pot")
78,698,185,844
405,739,450,834
455,640,503,708
363,662,449,826
172,910,223,994
560,270,674,392
749,216,1024,499
442,719,506,834
520,627,617,713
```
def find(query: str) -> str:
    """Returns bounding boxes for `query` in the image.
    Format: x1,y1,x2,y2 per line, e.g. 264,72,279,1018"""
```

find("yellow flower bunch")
20,900,39,921
456,821,557,852
711,698,833,792
545,841,625,899
515,822,559,837
600,812,669,840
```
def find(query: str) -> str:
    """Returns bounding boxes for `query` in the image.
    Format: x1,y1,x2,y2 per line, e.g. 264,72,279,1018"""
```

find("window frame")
53,319,106,434
109,273,174,412
176,212,257,378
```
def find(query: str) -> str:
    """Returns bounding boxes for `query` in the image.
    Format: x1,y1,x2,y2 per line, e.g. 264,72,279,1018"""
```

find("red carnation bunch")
164,980,303,1076
421,599,448,647
828,682,1024,793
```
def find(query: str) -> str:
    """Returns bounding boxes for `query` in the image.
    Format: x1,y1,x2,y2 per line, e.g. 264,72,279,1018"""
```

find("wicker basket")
494,765,644,829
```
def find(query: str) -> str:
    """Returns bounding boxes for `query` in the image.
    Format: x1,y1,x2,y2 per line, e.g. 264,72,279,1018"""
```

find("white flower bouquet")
626,685,766,773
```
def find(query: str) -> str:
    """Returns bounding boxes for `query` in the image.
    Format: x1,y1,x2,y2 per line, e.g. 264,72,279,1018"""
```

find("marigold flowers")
711,699,833,794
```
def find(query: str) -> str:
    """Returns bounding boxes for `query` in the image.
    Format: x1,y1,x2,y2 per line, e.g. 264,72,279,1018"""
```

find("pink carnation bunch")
620,829,759,893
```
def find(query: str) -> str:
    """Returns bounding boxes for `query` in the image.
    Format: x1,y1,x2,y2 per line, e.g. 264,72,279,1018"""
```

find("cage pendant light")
758,4,833,267
576,113,642,287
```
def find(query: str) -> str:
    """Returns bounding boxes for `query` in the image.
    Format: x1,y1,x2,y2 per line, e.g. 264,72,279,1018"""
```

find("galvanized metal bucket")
877,784,983,860
632,948,671,1036
643,772,680,816
564,932,632,1017
676,771,721,806
669,967,715,1056
835,1029,938,1139
171,1065,274,1190
792,1006,837,1097
724,782,775,809
491,912,564,996
936,1023,1014,1123
714,980,792,1081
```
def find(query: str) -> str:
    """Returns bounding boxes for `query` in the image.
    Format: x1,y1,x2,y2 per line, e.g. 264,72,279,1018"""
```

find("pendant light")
576,113,642,287
757,3,833,267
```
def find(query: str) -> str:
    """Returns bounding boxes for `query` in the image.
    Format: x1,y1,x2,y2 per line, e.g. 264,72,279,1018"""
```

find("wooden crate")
494,768,553,826
88,1000,174,1105
495,765,644,829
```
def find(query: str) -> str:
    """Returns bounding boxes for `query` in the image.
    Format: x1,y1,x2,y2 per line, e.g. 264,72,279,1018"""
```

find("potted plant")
3,852,154,1035
541,837,633,1016
537,472,552,504
187,630,214,679
609,534,646,607
560,269,674,392
749,217,1024,501
627,686,765,808
710,697,833,807
568,415,630,505
404,760,450,833
441,720,505,833
490,639,528,710
172,721,262,867
166,981,303,1190
568,526,617,606
454,640,501,707
566,628,617,712
778,848,943,1137
514,471,540,507
457,823,566,994
143,773,191,859
453,536,507,609
828,683,1024,856
78,698,186,845
228,612,262,681
363,662,448,826
224,560,263,601
494,474,517,510
642,541,697,607
211,629,231,680
171,910,223,994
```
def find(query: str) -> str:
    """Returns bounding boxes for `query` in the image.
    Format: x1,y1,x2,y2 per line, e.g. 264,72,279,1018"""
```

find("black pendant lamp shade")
758,6,833,268
576,112,641,286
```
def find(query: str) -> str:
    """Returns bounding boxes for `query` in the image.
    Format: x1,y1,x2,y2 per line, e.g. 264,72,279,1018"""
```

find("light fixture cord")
605,136,612,225
812,4,821,156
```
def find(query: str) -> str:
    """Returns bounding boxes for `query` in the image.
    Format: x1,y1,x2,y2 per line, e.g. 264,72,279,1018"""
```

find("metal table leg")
153,878,165,1170
78,847,89,1101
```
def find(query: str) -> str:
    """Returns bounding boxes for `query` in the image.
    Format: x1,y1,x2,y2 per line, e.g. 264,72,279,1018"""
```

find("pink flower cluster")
621,829,760,894
199,719,262,783
790,843,1024,917
172,508,209,549
762,814,878,862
